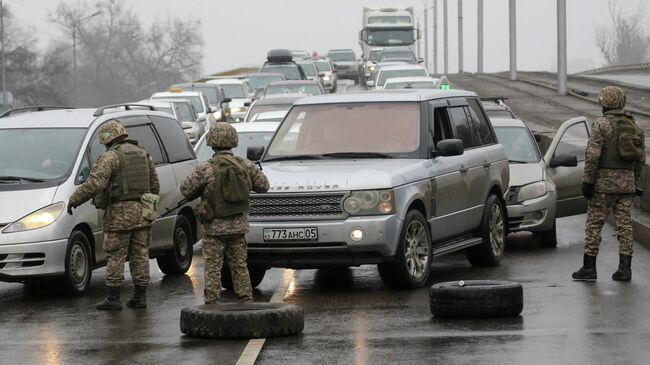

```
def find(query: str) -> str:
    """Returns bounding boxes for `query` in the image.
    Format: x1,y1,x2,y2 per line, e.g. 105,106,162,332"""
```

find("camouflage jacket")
69,143,160,231
583,110,646,193
180,150,270,236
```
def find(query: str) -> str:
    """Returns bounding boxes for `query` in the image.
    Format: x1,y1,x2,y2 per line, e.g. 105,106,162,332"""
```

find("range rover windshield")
265,102,420,160
0,128,86,183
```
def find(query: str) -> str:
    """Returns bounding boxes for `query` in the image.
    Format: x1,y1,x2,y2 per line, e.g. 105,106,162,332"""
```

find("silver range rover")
245,90,510,288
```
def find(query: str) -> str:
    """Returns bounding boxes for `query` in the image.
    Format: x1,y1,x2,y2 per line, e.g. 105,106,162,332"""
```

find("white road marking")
235,269,296,365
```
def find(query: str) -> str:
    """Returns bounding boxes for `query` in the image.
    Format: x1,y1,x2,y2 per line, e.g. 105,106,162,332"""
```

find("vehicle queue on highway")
0,6,588,297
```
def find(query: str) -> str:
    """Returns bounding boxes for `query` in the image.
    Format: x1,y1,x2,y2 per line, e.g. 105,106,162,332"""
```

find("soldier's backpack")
606,113,644,162
196,155,252,223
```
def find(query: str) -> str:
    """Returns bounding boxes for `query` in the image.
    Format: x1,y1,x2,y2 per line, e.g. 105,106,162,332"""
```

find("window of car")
485,109,515,119
174,102,195,122
218,84,247,99
261,65,303,80
553,121,589,162
329,52,356,62
430,105,453,146
298,63,317,77
368,49,382,62
153,96,204,114
150,115,196,163
378,69,428,86
366,29,415,46
246,103,292,123
90,118,165,166
265,84,322,96
314,61,332,72
466,99,496,146
246,75,285,90
447,107,475,149
187,86,220,105
493,126,541,163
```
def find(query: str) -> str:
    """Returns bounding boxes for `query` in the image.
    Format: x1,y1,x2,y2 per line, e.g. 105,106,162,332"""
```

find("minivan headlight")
516,181,547,202
343,190,395,215
3,202,65,233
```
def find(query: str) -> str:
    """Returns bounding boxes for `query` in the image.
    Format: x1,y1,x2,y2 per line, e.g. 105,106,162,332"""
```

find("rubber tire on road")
62,230,93,294
157,215,193,275
466,195,506,267
221,264,267,290
180,303,304,339
537,221,558,248
378,210,432,289
430,280,523,319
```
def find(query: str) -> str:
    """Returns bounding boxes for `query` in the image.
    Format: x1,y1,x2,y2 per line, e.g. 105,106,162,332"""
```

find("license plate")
263,227,318,241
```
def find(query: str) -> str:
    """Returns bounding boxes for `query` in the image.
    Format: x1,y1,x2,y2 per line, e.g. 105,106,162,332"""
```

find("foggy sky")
7,0,649,77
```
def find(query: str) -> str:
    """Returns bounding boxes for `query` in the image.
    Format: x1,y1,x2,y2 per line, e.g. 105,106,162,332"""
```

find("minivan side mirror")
433,139,464,157
549,153,577,168
247,146,265,161
244,102,251,107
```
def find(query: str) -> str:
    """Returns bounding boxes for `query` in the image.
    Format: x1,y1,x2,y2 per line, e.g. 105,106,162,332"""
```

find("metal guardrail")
574,62,650,76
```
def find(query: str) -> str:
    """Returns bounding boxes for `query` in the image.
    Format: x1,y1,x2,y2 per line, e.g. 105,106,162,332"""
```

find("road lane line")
235,269,295,365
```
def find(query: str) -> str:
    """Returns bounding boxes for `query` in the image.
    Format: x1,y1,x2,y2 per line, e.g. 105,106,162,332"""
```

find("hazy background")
7,0,650,75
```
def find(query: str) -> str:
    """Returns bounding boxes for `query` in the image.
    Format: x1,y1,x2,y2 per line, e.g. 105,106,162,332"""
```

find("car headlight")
343,190,395,215
322,76,330,81
230,107,246,113
516,181,547,202
368,66,375,72
3,202,65,233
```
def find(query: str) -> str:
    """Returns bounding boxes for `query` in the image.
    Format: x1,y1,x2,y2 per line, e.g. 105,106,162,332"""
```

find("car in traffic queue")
378,47,420,64
243,89,510,289
0,105,201,293
150,89,214,128
262,80,324,98
313,58,337,93
137,99,205,145
244,73,287,97
260,49,307,81
291,50,310,60
481,97,516,119
328,49,361,84
169,83,230,122
367,64,429,90
360,47,384,85
491,117,590,247
195,121,280,162
243,94,305,123
295,60,320,83
206,78,252,123
247,111,289,123
383,76,439,90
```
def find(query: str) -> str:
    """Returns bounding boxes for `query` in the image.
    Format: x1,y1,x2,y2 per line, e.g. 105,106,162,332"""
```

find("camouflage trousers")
202,234,253,304
584,193,634,257
103,228,151,287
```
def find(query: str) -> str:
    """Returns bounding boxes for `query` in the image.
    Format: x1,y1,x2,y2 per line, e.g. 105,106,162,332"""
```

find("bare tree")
596,0,650,65
52,0,203,106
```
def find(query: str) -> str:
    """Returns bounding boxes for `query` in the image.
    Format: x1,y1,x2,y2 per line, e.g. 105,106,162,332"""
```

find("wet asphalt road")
2,215,649,365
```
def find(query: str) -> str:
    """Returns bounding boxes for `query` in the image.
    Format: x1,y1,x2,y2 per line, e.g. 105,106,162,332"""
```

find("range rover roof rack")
0,105,74,118
93,104,157,117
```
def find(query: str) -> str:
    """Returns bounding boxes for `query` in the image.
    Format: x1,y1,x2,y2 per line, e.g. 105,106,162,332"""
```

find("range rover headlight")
3,202,65,233
343,190,395,216
516,181,547,202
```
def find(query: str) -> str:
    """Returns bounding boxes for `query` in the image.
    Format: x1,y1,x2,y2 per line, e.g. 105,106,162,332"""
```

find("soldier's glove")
67,202,77,215
636,188,644,197
582,183,594,200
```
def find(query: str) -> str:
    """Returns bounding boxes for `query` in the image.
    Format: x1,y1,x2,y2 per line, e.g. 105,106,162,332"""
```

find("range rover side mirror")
549,153,577,168
247,146,265,162
434,139,464,157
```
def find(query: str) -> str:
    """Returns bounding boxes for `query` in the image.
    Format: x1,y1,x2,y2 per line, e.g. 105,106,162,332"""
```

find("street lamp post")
1,0,6,107
422,0,429,71
72,11,102,106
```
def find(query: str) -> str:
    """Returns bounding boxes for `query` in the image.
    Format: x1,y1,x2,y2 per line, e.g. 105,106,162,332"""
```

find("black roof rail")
93,104,157,117
480,96,509,103
0,105,74,118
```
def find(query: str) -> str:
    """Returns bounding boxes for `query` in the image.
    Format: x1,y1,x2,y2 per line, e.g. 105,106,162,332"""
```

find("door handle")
460,166,468,174
483,161,491,169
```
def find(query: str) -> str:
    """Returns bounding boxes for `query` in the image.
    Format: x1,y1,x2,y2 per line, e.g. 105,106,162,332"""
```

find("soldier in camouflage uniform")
181,122,269,304
572,86,646,281
68,121,160,309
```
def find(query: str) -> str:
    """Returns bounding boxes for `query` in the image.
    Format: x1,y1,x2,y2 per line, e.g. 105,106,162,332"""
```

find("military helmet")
207,122,238,149
599,86,626,109
98,120,128,145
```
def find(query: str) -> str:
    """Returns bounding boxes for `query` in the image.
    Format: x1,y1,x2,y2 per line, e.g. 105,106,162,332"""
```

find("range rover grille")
250,193,346,220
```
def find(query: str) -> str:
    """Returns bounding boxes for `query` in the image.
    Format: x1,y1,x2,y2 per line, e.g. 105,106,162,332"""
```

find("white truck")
358,7,419,85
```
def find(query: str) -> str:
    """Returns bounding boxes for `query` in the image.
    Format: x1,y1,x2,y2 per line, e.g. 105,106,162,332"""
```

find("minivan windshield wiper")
0,175,47,183
322,152,392,159
263,155,323,162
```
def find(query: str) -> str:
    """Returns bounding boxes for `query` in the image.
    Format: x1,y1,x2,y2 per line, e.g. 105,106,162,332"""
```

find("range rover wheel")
63,230,93,294
157,215,193,275
467,195,506,266
221,263,267,290
537,221,558,248
378,210,432,289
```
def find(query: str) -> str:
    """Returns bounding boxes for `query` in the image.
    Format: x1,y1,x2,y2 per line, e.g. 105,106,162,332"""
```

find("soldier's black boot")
612,254,632,281
95,286,122,310
126,285,147,308
572,254,597,281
